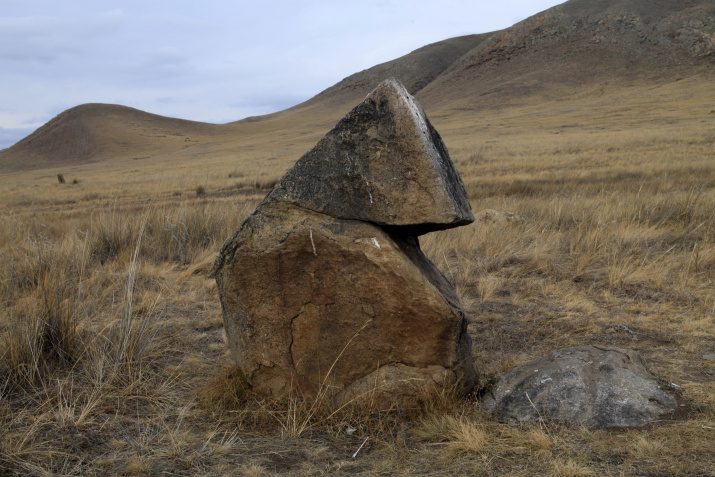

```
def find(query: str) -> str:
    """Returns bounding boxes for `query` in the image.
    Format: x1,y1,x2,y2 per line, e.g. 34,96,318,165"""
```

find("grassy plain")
0,77,713,475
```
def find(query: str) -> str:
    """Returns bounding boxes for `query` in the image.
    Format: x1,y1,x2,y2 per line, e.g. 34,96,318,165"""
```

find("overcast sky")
0,0,564,150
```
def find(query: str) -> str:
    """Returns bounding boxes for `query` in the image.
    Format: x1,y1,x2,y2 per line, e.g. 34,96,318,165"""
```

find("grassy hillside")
0,104,231,173
1,74,713,475
417,0,714,110
4,0,711,175
0,0,714,474
0,34,487,174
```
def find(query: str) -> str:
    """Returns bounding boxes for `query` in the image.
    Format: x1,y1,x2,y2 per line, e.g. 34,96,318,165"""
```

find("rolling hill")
416,0,715,109
0,0,712,173
0,104,228,172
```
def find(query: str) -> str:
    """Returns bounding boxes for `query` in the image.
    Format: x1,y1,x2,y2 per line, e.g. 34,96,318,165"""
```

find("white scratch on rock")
365,180,373,204
310,230,317,256
371,237,380,248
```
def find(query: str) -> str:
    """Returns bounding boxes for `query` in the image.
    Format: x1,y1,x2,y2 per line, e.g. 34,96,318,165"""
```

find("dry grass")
0,77,714,475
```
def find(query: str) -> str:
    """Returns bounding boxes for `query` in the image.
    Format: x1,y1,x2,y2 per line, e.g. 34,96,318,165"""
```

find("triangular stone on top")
268,78,474,233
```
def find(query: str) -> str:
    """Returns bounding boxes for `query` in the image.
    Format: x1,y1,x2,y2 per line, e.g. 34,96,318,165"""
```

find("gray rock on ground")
214,79,476,407
480,345,677,428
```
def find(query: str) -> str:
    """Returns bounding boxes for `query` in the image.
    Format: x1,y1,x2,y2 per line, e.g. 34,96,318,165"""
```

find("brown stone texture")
215,201,474,405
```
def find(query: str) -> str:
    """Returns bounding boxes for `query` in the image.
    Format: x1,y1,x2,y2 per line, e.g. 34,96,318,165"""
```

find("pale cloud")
0,127,36,149
0,9,126,63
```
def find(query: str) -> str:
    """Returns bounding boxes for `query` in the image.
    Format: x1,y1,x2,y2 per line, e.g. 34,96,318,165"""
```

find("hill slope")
417,0,714,108
0,104,227,172
301,33,491,108
0,0,712,173
0,33,489,173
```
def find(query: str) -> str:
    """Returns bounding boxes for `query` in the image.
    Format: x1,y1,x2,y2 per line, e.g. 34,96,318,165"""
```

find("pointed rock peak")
268,78,474,233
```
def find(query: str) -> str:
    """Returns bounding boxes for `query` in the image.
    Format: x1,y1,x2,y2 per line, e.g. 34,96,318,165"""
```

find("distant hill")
0,34,488,173
416,0,714,109
1,0,712,172
301,33,491,107
0,104,226,172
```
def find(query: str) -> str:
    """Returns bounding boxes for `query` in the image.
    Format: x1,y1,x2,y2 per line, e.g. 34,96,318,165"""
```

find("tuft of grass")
199,365,250,410
253,178,278,190
414,413,492,455
240,463,269,477
526,426,553,456
551,458,595,477
2,238,88,384
124,455,152,474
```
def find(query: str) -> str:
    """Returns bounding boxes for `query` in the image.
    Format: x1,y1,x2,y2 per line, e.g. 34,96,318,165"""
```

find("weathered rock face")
268,78,474,235
214,79,475,406
480,346,677,428
216,201,474,404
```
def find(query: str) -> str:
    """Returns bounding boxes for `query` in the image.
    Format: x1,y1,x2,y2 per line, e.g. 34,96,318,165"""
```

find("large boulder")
480,346,677,428
216,201,474,404
268,78,474,234
214,79,476,407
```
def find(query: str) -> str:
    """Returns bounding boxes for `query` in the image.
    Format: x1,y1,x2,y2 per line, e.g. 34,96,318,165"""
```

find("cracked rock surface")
214,79,475,406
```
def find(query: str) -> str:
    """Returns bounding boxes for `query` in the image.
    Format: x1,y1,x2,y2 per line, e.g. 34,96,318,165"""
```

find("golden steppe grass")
0,77,713,475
